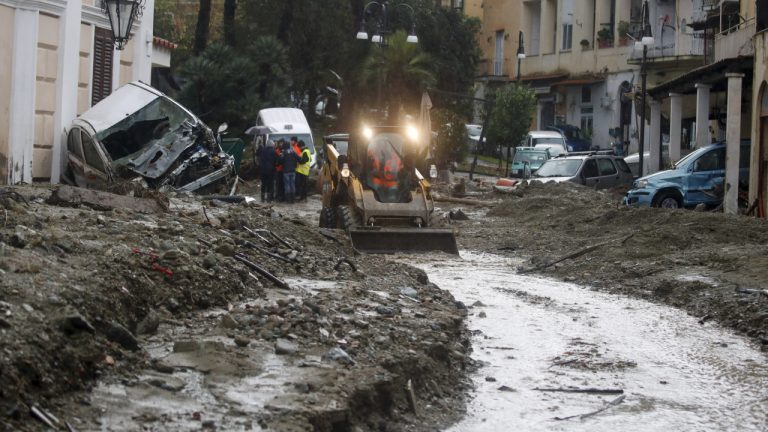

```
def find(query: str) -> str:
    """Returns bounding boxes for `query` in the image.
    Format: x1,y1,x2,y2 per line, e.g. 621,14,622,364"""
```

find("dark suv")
532,152,635,189
546,125,592,152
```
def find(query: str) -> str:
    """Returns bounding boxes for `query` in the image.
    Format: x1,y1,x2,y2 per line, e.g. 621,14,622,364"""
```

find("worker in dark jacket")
256,140,277,202
279,140,300,203
275,139,285,201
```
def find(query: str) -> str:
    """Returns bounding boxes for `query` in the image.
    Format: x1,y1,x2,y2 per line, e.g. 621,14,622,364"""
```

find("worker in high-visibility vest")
295,140,311,202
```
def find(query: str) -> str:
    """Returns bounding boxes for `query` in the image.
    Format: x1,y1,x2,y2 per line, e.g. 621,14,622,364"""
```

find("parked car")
510,147,550,178
64,81,234,193
624,140,751,209
545,125,592,152
531,152,634,189
624,151,671,178
524,131,567,156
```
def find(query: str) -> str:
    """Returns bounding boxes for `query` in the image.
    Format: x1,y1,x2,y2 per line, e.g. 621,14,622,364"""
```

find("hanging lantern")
101,0,145,50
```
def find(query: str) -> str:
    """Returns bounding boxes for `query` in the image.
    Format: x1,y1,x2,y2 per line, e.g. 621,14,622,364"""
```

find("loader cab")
354,126,425,204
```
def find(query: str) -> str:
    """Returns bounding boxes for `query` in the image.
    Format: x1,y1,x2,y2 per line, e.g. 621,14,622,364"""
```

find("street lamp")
635,0,654,176
356,1,419,45
516,31,525,83
100,0,145,50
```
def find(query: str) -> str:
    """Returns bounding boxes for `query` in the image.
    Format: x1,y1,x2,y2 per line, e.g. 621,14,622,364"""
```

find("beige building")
0,0,171,185
750,3,767,217
441,0,483,19
475,0,708,157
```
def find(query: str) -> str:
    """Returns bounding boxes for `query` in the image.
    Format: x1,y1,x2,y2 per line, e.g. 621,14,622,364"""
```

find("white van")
255,108,317,173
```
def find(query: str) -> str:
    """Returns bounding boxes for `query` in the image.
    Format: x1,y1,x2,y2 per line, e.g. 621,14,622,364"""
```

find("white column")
649,99,662,174
669,92,683,163
112,49,121,92
8,7,38,184
695,83,711,148
52,0,83,184
133,0,155,83
724,73,744,215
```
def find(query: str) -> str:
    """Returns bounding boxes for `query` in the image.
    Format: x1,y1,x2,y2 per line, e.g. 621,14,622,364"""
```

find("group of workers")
256,136,311,203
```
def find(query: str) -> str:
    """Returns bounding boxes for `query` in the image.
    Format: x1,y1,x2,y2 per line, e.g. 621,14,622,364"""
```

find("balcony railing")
714,17,756,62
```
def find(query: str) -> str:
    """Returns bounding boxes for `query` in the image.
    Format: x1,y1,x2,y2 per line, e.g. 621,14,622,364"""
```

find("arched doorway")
758,83,768,217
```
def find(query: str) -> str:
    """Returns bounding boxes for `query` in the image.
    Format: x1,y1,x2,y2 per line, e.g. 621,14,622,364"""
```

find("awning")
552,77,605,86
648,56,752,98
519,72,569,83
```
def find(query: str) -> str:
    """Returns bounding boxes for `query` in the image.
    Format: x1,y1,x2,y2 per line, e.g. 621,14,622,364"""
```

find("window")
597,158,617,176
494,30,505,76
561,0,573,50
693,148,725,172
759,0,768,32
615,159,632,173
81,131,108,173
92,27,114,106
451,0,463,9
581,86,592,104
582,159,599,178
67,129,83,159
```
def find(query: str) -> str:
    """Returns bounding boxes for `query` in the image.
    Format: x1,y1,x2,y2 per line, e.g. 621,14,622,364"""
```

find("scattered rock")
202,420,216,429
498,385,515,392
220,313,239,329
472,301,486,307
376,306,395,316
449,209,469,220
323,347,355,365
173,340,200,353
57,310,96,334
455,301,467,310
478,311,487,318
106,322,140,351
275,338,299,355
485,376,496,382
136,310,160,335
234,336,251,347
400,287,419,299
152,361,175,374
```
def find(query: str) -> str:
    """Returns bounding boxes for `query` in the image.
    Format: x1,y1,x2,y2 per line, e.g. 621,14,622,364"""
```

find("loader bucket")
349,228,459,254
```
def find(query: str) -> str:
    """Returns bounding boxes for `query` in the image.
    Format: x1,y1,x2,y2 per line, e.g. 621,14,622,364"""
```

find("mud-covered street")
2,177,768,431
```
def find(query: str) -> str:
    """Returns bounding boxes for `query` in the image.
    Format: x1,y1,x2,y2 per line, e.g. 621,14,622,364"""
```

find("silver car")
532,152,634,189
64,81,234,193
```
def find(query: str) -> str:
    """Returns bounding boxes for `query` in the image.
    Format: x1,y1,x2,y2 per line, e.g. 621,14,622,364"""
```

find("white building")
0,0,172,185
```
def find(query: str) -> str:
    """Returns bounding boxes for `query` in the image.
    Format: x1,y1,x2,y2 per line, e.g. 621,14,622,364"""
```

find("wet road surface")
412,252,768,432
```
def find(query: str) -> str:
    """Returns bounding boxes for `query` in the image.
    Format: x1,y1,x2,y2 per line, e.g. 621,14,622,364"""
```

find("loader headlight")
341,163,350,178
406,126,419,141
362,126,373,140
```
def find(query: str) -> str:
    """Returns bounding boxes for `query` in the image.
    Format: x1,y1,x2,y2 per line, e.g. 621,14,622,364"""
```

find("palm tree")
362,30,435,122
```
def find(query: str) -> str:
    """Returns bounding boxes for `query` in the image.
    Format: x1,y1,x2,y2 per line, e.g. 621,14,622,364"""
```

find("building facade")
474,0,706,155
0,0,165,185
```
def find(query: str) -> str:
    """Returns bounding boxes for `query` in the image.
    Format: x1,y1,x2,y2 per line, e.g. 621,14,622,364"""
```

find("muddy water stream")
413,252,768,432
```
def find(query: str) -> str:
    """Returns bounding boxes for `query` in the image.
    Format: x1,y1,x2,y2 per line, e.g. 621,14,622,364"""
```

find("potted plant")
597,26,613,48
617,21,631,46
580,39,590,50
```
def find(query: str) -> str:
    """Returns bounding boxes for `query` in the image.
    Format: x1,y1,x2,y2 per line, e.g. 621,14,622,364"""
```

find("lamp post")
100,0,145,50
634,0,654,176
516,31,526,83
356,1,419,46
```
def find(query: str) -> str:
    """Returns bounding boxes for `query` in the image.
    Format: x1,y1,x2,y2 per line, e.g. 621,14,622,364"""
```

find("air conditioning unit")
600,96,613,108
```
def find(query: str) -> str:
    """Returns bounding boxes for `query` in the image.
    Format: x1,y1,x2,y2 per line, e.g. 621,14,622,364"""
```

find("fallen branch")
534,387,624,395
233,253,289,290
518,234,634,274
334,258,357,272
554,395,626,421
243,226,275,247
242,240,292,263
433,193,493,207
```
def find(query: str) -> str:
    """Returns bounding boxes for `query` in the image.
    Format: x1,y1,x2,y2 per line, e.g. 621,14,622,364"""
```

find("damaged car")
64,81,234,193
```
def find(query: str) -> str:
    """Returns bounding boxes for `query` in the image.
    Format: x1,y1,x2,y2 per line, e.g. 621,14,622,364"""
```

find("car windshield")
535,159,582,177
532,137,565,146
514,150,548,164
96,97,197,162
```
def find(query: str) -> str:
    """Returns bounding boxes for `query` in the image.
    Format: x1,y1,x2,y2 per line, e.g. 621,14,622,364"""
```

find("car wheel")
319,206,336,228
654,191,681,209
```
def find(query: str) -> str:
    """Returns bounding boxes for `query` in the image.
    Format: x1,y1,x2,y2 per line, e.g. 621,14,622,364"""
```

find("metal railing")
714,17,756,62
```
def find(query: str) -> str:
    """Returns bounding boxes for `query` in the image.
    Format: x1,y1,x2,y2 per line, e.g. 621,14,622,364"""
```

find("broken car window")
67,129,83,159
81,131,107,173
95,97,196,163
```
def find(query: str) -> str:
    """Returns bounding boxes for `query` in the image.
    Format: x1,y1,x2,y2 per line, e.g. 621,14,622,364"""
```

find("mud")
0,185,470,431
442,179,768,344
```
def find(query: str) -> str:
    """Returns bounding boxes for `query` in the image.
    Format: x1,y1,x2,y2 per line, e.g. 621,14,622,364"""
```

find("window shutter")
92,27,114,106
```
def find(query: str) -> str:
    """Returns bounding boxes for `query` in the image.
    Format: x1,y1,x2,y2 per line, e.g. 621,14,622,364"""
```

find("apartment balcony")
714,18,756,62
476,58,513,81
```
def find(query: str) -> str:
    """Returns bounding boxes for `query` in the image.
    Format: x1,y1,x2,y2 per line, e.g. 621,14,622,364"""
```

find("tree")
193,0,213,55
432,108,468,170
223,0,237,47
362,30,436,121
486,84,537,151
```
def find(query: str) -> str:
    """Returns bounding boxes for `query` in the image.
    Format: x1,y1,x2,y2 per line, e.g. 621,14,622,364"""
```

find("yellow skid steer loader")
318,125,458,254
